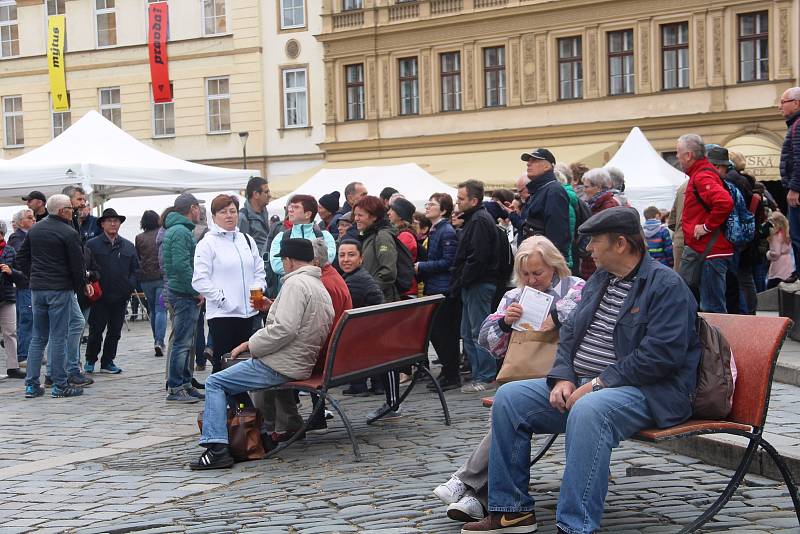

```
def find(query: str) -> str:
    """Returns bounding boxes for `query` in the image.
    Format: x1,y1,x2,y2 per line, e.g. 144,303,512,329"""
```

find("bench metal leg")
263,386,327,459
530,434,560,467
758,438,800,524
678,435,760,533
325,393,361,461
414,364,451,426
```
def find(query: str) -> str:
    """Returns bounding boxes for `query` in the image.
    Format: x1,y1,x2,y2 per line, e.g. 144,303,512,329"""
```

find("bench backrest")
321,295,444,387
702,313,791,428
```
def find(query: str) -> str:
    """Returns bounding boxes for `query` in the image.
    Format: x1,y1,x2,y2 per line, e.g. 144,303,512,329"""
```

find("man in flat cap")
190,238,334,470
518,148,572,260
463,207,700,534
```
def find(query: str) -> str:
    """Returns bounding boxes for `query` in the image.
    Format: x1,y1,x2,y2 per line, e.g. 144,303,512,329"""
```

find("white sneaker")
433,475,467,505
447,492,485,522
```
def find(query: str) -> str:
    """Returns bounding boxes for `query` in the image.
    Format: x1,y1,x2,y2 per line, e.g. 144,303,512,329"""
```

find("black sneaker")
6,368,25,379
154,344,164,358
428,375,461,392
44,375,52,387
342,386,370,397
68,373,94,387
190,444,234,470
192,378,205,390
51,386,84,398
25,385,45,398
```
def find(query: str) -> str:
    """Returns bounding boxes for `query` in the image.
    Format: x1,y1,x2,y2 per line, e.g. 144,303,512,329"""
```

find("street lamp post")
238,131,249,170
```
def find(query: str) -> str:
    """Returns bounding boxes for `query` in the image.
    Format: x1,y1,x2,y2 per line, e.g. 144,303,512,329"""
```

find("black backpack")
385,232,415,294
495,225,514,284
692,316,736,419
574,199,593,259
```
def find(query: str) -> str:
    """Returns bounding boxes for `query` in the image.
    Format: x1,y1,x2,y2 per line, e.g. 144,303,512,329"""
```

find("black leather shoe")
191,378,205,390
6,368,25,379
190,444,234,470
428,375,461,392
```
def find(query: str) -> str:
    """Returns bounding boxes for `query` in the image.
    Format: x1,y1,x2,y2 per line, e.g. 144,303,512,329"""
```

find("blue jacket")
780,111,800,192
417,218,457,295
547,254,701,428
524,170,572,258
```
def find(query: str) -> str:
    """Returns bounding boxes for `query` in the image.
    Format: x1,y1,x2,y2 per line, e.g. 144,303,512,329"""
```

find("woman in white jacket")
192,194,266,372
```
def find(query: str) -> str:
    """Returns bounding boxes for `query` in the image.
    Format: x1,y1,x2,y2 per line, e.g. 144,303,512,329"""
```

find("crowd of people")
2,87,799,534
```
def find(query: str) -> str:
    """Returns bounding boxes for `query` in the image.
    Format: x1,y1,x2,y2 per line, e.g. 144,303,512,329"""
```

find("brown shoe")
461,511,537,533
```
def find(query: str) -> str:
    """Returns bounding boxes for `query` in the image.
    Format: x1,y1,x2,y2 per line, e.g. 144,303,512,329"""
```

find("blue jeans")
700,256,733,313
199,358,290,445
46,294,84,378
26,290,73,390
789,205,800,275
461,282,497,383
488,378,654,534
166,294,200,394
140,280,166,347
15,288,31,360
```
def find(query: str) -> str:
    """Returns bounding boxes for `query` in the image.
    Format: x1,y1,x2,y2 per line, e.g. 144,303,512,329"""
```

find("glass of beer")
250,284,263,303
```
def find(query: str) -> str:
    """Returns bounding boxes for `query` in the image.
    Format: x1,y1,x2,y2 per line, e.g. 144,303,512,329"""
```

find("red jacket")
397,229,418,296
681,158,734,258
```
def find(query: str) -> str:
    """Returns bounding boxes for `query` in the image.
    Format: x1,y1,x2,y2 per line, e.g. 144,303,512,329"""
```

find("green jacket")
562,183,578,268
361,219,399,302
163,211,197,296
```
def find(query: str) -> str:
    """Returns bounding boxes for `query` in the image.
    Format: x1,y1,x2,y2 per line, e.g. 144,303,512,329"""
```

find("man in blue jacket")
462,207,701,534
779,86,800,276
519,148,572,259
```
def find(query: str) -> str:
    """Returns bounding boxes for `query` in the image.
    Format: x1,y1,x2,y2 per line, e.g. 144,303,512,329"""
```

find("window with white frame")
280,0,304,30
345,64,364,121
51,93,71,138
206,77,230,133
0,0,19,58
283,68,308,128
46,0,65,16
608,30,634,96
3,95,23,147
739,11,769,82
153,83,175,137
661,22,689,90
99,87,121,127
398,57,419,115
558,36,583,100
202,0,226,35
95,0,116,47
440,51,461,112
343,0,362,10
483,46,506,107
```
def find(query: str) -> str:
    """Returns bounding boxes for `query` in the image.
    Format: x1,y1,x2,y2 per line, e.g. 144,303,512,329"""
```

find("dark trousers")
429,294,462,381
85,298,127,365
207,316,255,373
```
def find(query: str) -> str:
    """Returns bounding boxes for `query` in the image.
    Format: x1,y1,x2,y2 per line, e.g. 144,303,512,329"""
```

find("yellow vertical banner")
48,15,68,111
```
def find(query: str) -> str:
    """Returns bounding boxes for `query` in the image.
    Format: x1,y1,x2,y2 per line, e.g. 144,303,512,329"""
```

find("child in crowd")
767,211,794,289
642,205,674,267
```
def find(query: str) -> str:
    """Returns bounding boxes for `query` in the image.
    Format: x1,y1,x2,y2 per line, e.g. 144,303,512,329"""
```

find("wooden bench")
259,294,449,461
481,313,799,533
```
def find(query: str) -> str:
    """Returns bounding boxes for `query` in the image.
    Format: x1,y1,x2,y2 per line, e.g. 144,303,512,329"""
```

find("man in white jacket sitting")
190,238,334,470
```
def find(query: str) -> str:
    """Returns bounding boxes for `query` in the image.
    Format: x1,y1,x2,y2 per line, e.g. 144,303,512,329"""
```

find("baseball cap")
22,190,46,202
520,148,556,165
174,193,205,212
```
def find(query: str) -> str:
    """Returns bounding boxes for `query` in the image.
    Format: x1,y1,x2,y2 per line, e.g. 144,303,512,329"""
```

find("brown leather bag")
197,406,266,461
496,329,559,383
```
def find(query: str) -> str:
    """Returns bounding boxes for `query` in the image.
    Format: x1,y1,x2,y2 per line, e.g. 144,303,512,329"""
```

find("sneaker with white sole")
460,381,498,394
433,475,467,505
447,492,485,522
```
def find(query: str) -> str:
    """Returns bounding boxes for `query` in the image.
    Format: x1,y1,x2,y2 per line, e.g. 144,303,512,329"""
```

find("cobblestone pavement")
0,321,798,534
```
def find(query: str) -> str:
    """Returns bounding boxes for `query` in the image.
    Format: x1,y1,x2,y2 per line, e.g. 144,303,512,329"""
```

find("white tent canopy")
267,163,457,217
0,110,256,205
604,127,687,215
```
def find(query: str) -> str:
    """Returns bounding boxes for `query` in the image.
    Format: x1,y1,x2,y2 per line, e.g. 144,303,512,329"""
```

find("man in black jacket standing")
520,148,572,259
84,209,139,374
451,180,499,393
16,195,93,398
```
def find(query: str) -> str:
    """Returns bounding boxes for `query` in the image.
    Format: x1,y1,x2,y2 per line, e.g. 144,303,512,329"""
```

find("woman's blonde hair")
770,211,791,244
514,235,571,287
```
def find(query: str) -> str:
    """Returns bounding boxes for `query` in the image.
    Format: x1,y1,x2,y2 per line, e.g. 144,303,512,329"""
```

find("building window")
46,0,65,16
483,46,506,107
441,52,461,112
51,93,71,138
153,83,175,137
343,0,361,10
206,76,230,133
345,64,364,121
739,11,768,82
202,0,226,35
283,68,308,128
280,0,304,29
3,95,22,147
662,22,689,90
0,0,19,58
99,87,121,126
95,0,116,47
608,30,634,96
398,57,419,116
558,36,583,100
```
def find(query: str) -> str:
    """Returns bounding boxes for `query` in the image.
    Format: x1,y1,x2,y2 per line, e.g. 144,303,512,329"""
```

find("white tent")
604,127,687,215
267,163,457,217
0,110,256,205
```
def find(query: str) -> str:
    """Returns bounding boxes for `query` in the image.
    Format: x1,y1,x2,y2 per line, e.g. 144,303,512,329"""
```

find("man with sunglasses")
779,87,800,278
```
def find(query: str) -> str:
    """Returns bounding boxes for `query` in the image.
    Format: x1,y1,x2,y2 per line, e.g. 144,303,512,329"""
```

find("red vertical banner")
148,2,171,103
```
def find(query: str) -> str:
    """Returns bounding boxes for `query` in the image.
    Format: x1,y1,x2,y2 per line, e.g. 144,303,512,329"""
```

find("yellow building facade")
0,0,265,174
317,0,799,189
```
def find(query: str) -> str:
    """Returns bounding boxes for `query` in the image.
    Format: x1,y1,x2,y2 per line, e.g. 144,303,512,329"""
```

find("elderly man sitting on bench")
191,238,334,470
462,207,701,534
